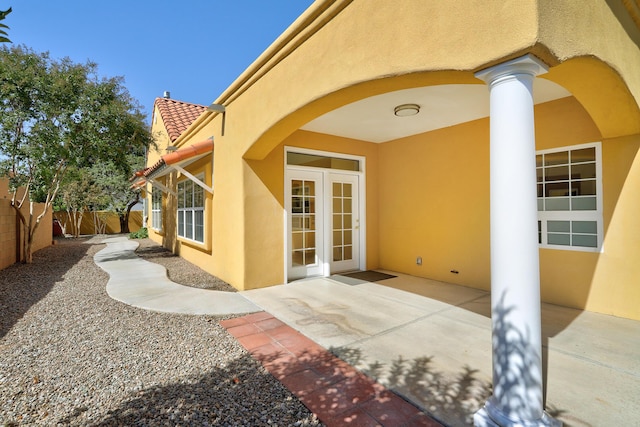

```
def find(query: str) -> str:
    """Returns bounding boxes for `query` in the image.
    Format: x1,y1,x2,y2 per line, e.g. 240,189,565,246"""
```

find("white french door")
288,170,324,279
329,173,360,273
286,168,362,280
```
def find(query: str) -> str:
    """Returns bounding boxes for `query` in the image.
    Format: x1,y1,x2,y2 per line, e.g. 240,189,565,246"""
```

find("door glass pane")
333,231,342,245
333,214,342,229
305,232,315,248
305,196,315,214
343,214,352,229
291,216,303,230
292,180,303,195
331,180,355,267
344,246,352,260
333,182,342,197
343,184,352,198
292,197,303,213
343,197,352,213
292,251,304,267
333,247,342,262
305,181,315,196
304,250,316,266
333,197,342,213
291,178,319,270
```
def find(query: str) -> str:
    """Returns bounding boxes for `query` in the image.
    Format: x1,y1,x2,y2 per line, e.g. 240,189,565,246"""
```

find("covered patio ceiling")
301,79,571,143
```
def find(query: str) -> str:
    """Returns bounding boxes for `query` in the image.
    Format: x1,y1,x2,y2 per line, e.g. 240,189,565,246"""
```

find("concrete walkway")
94,237,259,315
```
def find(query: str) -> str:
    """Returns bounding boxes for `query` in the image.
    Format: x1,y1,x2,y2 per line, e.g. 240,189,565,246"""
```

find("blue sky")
5,1,314,121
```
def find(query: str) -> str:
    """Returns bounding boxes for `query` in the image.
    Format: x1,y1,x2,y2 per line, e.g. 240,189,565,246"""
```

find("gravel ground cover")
0,236,323,426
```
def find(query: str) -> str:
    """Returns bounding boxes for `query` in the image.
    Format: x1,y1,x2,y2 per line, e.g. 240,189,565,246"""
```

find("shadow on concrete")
0,237,93,339
331,346,493,425
328,291,568,426
379,276,580,420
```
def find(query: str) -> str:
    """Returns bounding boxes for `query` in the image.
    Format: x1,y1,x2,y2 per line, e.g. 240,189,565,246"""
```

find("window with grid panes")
151,189,162,231
177,176,205,243
537,143,602,251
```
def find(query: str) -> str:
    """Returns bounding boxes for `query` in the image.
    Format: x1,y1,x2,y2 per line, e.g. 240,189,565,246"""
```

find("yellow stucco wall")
0,178,52,269
378,117,491,289
158,0,640,318
53,211,143,236
147,104,172,247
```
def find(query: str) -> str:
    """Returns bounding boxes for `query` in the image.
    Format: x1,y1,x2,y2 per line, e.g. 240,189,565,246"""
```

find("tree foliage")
55,166,102,237
0,45,152,261
0,7,11,43
89,154,146,234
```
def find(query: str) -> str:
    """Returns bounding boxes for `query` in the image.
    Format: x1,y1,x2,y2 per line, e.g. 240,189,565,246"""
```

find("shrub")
129,227,148,239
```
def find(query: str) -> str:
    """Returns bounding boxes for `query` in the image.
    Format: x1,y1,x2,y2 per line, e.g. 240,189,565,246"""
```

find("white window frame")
177,174,205,244
537,142,603,252
151,189,162,231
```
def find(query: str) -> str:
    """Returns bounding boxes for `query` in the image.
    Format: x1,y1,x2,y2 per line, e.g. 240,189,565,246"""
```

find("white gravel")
0,236,323,426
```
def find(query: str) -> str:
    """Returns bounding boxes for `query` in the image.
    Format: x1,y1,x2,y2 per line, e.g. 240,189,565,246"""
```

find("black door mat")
331,270,397,285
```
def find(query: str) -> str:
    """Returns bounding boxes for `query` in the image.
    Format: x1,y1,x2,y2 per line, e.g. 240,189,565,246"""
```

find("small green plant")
129,227,148,239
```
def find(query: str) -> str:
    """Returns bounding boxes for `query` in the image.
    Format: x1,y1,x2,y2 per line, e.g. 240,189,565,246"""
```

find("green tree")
0,7,11,43
0,45,152,262
54,166,104,237
90,153,146,234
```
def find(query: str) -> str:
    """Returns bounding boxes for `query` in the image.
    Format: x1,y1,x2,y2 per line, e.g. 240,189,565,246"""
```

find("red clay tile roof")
144,139,214,179
154,98,206,142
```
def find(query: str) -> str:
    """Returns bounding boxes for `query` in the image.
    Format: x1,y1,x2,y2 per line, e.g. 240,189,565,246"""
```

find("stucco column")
474,54,561,427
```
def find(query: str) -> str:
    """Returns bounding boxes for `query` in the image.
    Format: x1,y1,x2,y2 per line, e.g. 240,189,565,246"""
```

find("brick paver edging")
221,312,443,427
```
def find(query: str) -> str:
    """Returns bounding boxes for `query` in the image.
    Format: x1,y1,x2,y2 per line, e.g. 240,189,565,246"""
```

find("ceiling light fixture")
394,103,420,117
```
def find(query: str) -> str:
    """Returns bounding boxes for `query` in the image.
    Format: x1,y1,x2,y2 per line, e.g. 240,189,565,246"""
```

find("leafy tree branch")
0,45,152,261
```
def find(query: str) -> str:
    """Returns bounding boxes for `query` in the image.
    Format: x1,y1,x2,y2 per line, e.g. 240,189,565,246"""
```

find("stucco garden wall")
0,178,52,270
52,211,143,236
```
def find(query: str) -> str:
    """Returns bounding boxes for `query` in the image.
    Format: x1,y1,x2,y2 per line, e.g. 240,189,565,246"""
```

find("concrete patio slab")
242,272,640,426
